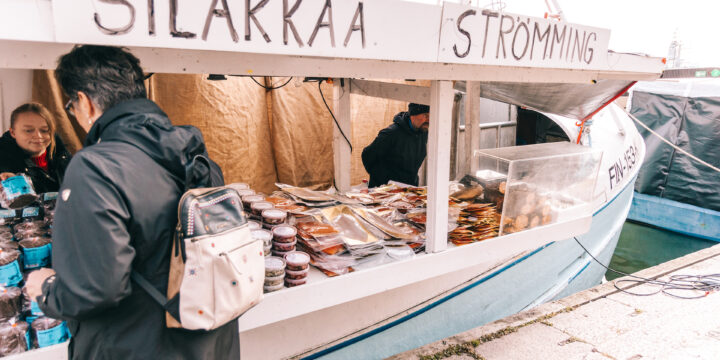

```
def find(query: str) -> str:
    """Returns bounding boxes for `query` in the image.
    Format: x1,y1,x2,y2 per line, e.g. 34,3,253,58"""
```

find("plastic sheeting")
478,79,634,120
630,82,720,211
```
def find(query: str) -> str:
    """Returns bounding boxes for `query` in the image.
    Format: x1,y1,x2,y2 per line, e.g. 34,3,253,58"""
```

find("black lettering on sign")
147,0,155,36
283,0,304,47
203,0,239,42
343,2,365,48
308,0,335,47
530,22,550,60
453,9,476,58
246,0,271,42
495,14,514,59
584,32,597,64
170,0,196,38
480,10,498,58
511,17,529,60
94,0,135,35
570,29,586,62
548,24,566,59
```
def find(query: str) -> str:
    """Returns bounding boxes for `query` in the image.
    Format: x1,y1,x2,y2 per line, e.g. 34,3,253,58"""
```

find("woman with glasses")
0,102,72,194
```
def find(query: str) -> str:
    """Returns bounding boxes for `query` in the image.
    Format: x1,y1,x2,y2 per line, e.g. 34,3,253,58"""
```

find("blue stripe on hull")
308,184,634,360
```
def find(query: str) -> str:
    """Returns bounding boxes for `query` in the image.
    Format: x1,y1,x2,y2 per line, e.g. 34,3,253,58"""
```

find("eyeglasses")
64,99,74,118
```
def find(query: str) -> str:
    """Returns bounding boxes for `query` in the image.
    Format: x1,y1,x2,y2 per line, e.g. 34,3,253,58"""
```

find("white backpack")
132,186,264,330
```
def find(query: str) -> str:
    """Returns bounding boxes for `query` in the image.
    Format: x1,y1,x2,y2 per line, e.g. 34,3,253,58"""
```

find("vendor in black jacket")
25,45,236,359
362,103,429,187
0,102,71,193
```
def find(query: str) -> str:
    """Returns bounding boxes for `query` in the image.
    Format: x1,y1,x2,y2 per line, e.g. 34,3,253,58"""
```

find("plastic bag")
31,317,70,348
0,286,22,321
0,320,30,355
0,175,38,209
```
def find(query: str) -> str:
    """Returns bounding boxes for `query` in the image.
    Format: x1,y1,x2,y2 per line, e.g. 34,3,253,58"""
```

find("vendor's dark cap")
408,103,430,116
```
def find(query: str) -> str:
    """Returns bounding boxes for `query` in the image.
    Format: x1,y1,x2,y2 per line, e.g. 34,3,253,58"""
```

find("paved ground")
391,243,720,360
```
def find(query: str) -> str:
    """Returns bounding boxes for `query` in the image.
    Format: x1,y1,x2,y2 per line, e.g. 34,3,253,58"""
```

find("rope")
625,110,720,174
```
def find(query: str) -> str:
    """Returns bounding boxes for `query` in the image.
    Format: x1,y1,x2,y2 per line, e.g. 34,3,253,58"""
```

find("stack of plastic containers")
283,251,310,287
271,225,297,257
263,257,285,293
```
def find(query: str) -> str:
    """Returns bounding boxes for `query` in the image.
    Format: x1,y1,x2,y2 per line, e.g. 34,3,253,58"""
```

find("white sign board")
50,0,612,70
51,0,441,63
438,3,610,69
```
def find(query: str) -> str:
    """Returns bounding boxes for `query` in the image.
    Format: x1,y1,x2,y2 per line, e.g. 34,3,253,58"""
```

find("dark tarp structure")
630,81,720,211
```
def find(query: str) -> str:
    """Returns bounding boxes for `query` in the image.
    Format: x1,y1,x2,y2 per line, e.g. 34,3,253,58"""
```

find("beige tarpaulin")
32,71,410,192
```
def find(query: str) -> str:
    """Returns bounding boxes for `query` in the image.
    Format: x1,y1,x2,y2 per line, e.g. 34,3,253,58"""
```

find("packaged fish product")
0,249,22,287
250,201,273,217
0,175,37,209
18,237,52,270
263,273,284,287
40,192,58,212
284,277,306,287
227,182,250,191
272,240,296,252
21,282,44,317
283,251,310,271
264,256,286,277
0,241,19,251
271,225,297,244
251,229,273,247
234,189,256,198
31,317,70,348
271,249,291,258
0,320,30,355
247,220,262,231
0,226,13,242
241,195,265,211
0,210,17,227
261,209,287,227
263,282,284,293
0,287,22,321
284,268,308,280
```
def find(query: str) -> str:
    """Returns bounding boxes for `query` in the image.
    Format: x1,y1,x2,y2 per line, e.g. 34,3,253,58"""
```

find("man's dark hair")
56,45,147,111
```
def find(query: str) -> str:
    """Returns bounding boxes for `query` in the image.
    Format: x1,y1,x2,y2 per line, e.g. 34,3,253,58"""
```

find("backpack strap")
130,271,167,305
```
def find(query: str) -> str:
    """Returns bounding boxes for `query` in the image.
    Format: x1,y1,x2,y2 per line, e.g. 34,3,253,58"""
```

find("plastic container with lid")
261,209,287,226
0,249,23,287
263,245,271,257
228,182,250,191
0,287,22,321
241,194,265,210
272,240,296,252
264,273,284,286
234,189,256,198
13,221,44,234
263,282,284,293
250,201,273,216
0,320,30,356
285,268,308,280
251,229,273,246
18,237,52,270
31,317,70,348
284,251,310,271
272,249,291,258
247,220,262,231
284,277,307,287
271,225,297,243
264,256,286,277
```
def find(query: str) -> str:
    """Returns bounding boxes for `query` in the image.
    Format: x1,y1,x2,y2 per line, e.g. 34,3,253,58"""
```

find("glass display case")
472,142,603,236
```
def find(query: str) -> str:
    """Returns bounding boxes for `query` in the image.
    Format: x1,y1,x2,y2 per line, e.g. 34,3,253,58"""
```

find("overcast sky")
411,0,719,67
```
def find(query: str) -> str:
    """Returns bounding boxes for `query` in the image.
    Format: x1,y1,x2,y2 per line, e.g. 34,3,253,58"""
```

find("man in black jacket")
25,46,238,359
362,103,429,187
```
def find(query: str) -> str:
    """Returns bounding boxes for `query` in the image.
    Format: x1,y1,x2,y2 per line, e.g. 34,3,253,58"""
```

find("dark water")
605,221,717,281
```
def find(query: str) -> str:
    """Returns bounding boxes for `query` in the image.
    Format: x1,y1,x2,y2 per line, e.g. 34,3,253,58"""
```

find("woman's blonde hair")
10,102,57,160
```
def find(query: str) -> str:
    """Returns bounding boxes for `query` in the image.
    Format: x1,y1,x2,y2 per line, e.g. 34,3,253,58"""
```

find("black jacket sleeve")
39,151,135,320
361,127,395,183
